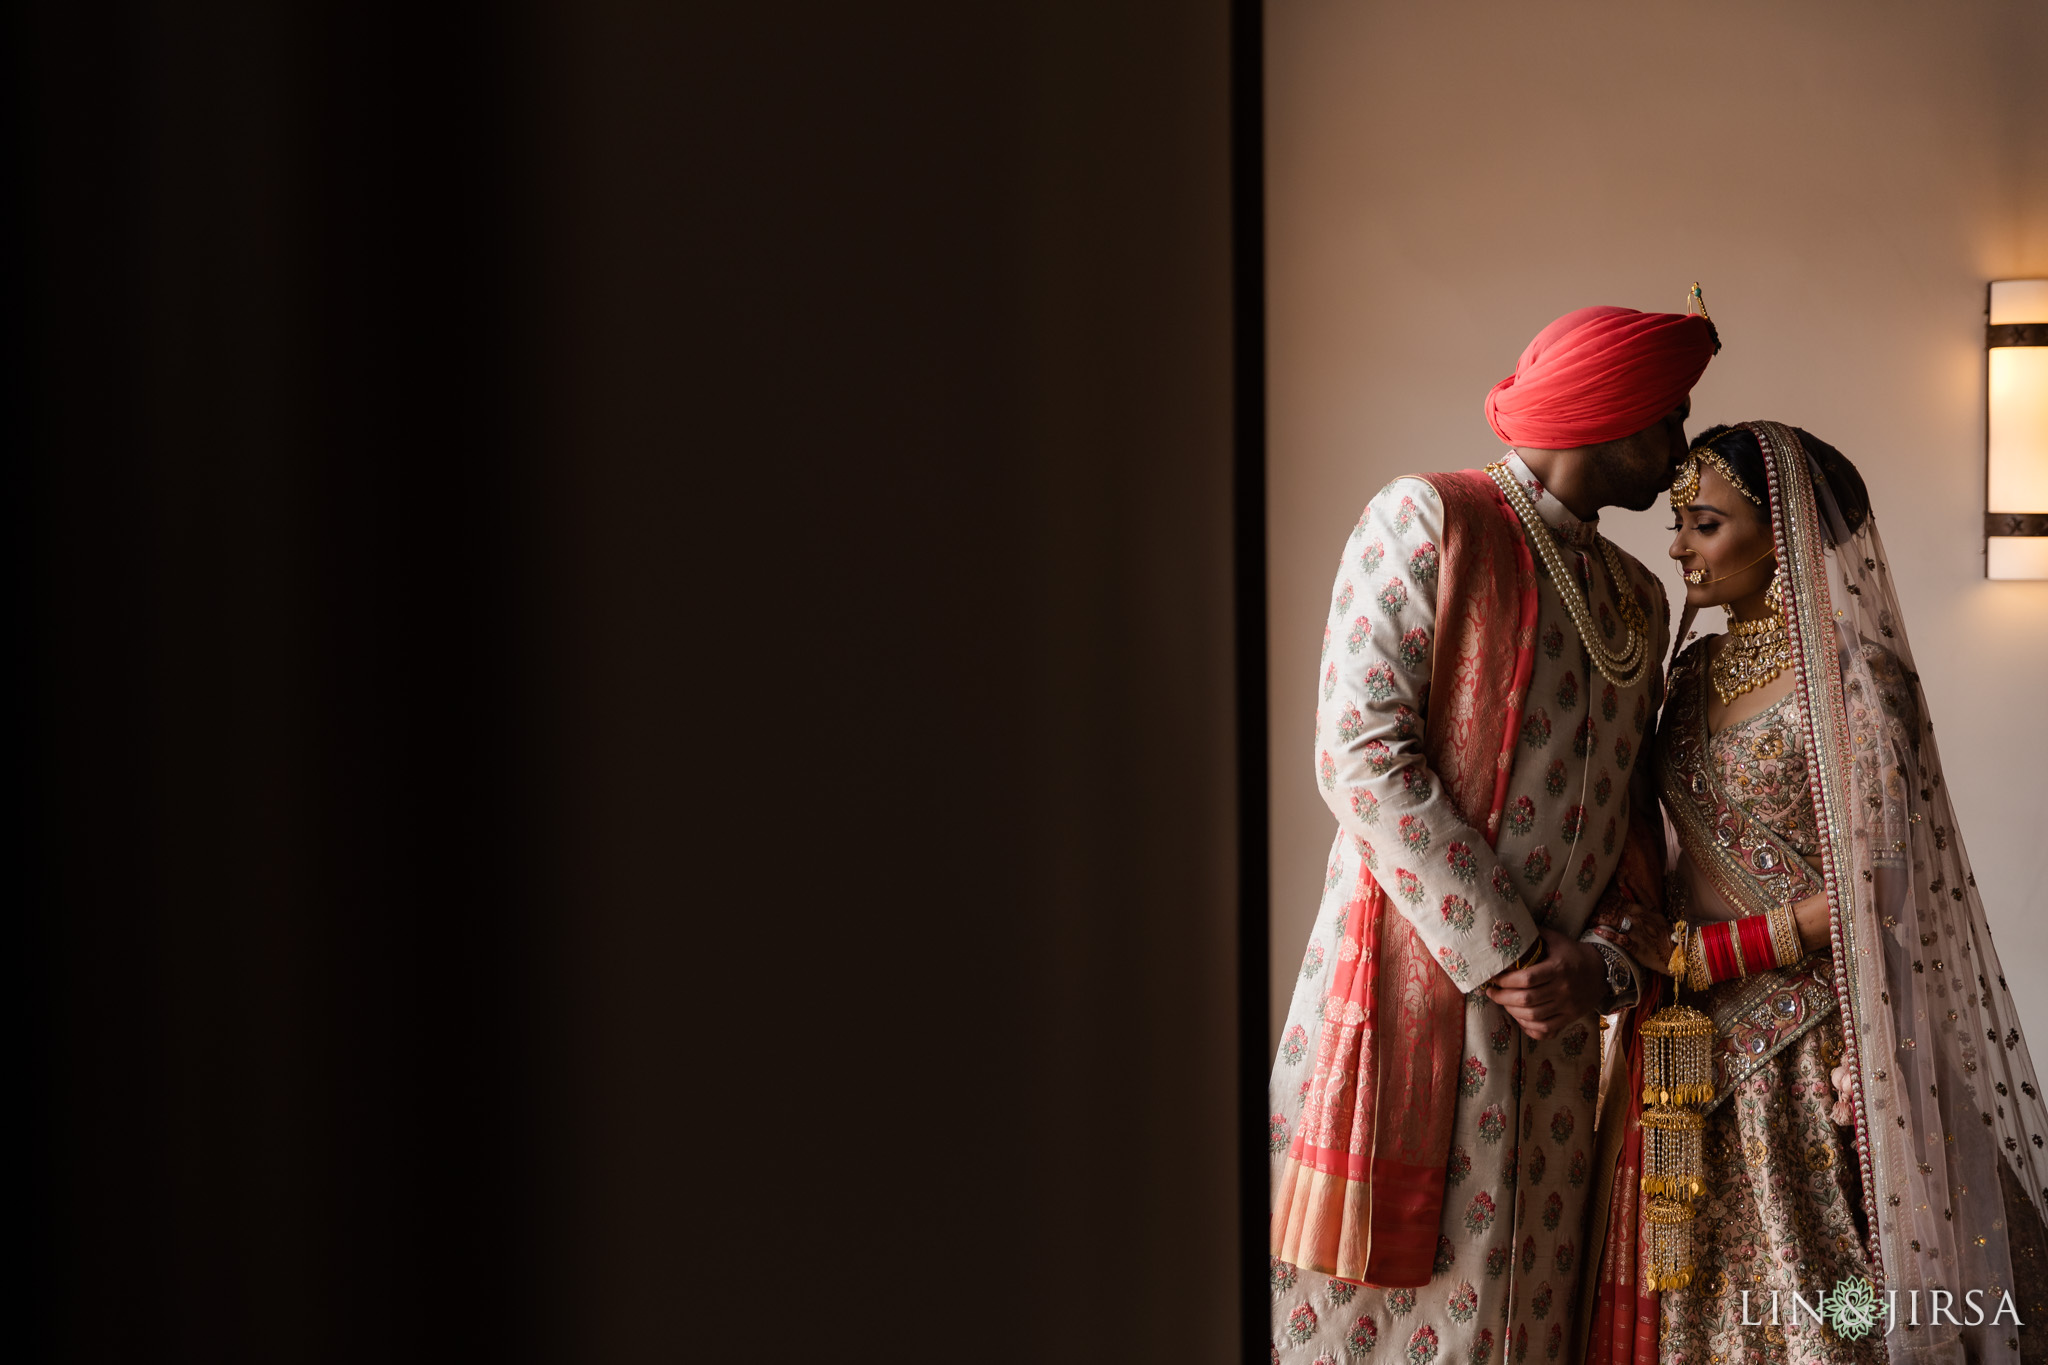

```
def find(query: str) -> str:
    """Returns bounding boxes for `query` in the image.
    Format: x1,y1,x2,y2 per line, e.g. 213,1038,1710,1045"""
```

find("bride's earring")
1762,562,1784,616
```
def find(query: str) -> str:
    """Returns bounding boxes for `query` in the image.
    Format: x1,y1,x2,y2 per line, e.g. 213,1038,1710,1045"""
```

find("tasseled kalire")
1643,1196,1699,1292
1639,1103,1706,1201
1637,920,1715,1291
1640,1003,1714,1108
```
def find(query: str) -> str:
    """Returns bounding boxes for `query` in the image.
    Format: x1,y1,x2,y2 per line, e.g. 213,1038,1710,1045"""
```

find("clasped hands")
1488,889,1832,1042
1576,889,1831,980
1482,927,1608,1042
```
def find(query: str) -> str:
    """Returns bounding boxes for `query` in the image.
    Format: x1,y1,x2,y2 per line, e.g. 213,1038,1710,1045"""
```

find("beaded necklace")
1485,459,1652,691
1709,580,1790,706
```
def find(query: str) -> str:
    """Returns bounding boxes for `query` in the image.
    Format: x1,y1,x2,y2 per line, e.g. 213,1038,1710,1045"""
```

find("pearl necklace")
1486,459,1652,691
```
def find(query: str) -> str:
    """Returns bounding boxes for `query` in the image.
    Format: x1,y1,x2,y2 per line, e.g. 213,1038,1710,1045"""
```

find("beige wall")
1267,0,2048,1048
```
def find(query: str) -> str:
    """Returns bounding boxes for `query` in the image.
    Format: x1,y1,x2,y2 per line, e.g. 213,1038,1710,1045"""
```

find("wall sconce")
1988,279,2048,579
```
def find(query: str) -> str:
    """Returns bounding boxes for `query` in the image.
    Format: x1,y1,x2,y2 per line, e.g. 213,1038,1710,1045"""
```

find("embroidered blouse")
1705,691,1822,858
1657,640,1829,925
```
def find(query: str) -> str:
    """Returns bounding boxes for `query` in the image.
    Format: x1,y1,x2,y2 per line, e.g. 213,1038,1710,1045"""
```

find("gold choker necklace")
1710,608,1789,705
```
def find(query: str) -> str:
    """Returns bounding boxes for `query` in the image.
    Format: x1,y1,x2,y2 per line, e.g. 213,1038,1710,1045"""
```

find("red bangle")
1700,921,1739,983
1736,914,1779,973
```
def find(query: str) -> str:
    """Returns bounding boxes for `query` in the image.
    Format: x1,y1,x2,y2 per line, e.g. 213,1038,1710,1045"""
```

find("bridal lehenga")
1587,423,2048,1365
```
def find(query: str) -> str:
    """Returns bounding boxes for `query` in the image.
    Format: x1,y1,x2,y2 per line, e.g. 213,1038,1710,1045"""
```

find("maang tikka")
1671,438,1765,594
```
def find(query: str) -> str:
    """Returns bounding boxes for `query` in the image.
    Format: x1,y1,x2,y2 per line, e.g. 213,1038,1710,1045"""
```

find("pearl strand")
1486,461,1652,691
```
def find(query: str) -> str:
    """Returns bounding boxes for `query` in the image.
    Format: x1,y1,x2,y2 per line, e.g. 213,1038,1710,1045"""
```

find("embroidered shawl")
1270,469,1538,1286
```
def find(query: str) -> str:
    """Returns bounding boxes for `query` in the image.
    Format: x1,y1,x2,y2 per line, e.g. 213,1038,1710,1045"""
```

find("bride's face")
1668,463,1776,609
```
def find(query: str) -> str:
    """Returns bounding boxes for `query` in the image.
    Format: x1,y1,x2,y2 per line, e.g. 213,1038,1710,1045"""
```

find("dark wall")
16,3,1248,1360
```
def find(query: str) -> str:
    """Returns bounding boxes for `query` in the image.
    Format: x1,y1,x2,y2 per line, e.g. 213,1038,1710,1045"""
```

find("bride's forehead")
1696,462,1756,507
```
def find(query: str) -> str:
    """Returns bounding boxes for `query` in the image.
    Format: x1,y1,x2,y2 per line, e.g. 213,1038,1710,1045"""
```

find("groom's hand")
1485,928,1606,1041
1591,902,1676,978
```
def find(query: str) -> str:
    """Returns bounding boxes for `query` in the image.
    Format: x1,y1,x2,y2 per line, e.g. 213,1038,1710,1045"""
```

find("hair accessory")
1670,441,1764,511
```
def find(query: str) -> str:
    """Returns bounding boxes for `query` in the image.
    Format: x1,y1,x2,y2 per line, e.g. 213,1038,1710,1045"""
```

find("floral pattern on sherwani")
1272,453,1669,1364
1275,465,1541,1292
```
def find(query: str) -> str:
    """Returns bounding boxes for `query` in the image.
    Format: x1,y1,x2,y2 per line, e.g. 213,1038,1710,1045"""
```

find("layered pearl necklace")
1485,459,1652,691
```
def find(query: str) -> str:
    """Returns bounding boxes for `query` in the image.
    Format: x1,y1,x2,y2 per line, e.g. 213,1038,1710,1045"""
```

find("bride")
1583,421,2048,1364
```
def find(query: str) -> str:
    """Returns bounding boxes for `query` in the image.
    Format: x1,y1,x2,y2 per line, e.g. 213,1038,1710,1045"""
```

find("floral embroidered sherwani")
1271,453,1670,1365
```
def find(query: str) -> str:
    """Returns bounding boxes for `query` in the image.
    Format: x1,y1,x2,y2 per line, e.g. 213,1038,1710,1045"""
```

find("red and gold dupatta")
1578,771,1674,1365
1270,469,1538,1287
1584,984,1663,1365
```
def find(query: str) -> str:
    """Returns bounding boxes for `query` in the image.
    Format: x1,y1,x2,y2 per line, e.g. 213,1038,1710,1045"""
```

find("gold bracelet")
1685,927,1713,993
1767,902,1804,967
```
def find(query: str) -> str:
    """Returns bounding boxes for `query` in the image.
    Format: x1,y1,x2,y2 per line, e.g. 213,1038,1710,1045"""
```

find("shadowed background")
13,2,1247,1359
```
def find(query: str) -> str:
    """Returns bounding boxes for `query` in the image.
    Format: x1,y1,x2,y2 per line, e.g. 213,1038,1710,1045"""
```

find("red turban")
1484,305,1717,447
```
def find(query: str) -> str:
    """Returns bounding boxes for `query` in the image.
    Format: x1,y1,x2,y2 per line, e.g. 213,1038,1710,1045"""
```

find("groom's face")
1600,400,1692,511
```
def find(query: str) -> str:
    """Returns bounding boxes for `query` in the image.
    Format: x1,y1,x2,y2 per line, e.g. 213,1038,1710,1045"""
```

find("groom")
1270,304,1715,1364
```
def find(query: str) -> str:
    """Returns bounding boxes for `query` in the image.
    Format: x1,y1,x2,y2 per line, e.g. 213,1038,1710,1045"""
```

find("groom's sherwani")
1270,452,1669,1365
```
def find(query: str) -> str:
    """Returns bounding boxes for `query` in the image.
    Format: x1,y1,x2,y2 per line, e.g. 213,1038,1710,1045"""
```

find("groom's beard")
1607,440,1686,512
1611,478,1667,513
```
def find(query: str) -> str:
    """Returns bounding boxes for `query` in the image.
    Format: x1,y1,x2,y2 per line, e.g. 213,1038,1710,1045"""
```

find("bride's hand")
1792,890,1831,952
1591,902,1677,977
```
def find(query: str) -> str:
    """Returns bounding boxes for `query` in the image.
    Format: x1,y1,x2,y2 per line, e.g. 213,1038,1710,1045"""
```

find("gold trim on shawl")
1748,419,1885,1280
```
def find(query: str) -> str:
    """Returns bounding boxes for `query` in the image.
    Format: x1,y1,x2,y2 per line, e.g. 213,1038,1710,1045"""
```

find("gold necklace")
1485,460,1652,690
1710,604,1790,705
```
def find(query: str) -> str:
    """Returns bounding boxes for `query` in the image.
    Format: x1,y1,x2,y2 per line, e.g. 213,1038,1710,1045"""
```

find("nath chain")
1486,459,1652,691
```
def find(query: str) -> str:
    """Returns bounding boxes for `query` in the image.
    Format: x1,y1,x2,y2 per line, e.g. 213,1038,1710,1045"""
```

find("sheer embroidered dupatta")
1745,422,2048,1361
1588,422,2048,1363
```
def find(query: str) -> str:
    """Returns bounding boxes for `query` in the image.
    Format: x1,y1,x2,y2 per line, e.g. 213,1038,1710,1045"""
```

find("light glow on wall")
1988,280,2048,580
